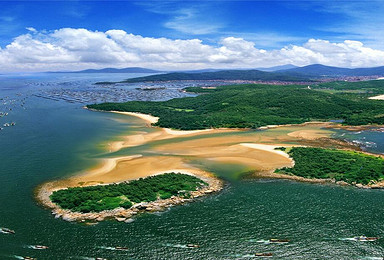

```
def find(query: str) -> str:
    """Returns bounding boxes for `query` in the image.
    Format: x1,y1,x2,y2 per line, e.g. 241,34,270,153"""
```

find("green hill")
87,82,384,130
279,64,384,77
276,147,384,185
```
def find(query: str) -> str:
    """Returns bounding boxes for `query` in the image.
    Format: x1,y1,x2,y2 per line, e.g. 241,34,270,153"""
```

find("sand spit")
240,143,292,159
37,155,142,208
106,127,242,153
111,111,159,124
163,128,213,136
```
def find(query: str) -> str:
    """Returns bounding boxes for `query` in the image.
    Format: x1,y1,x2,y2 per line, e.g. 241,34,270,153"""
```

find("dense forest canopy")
50,173,207,213
88,81,384,130
276,147,384,185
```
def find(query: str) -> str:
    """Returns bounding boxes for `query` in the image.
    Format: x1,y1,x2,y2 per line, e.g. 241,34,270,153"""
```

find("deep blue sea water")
0,74,384,259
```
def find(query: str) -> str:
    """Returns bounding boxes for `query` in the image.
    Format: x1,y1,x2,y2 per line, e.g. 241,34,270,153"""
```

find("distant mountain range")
256,64,298,72
111,69,309,84
54,64,384,84
179,65,299,73
53,67,163,73
277,64,384,77
57,66,298,74
51,64,384,78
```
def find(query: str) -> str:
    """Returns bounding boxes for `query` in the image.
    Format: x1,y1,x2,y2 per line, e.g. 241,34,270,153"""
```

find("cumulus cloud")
0,28,384,72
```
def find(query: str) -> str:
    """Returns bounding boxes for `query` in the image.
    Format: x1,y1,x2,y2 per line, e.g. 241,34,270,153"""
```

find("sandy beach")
38,117,334,190
287,129,333,140
111,111,159,124
240,143,292,158
368,94,384,100
37,112,340,220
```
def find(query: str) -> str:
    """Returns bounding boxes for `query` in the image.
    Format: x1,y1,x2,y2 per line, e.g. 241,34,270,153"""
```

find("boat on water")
186,244,200,248
1,227,15,234
269,238,289,243
354,236,379,241
255,252,273,257
22,257,36,260
114,246,129,250
95,258,108,260
31,245,49,249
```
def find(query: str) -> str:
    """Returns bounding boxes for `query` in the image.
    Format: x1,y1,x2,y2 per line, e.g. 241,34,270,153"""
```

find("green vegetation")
88,81,384,130
95,70,310,84
279,64,384,77
50,173,207,213
276,147,384,185
312,80,384,96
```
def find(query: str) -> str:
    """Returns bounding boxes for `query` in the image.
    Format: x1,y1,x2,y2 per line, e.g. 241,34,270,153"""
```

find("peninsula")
88,81,384,129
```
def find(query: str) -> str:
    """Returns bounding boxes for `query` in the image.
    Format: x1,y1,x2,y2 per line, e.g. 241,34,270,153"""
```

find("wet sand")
37,113,337,213
287,129,332,140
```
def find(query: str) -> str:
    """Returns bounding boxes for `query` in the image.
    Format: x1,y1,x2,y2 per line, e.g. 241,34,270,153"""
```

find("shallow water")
0,74,384,259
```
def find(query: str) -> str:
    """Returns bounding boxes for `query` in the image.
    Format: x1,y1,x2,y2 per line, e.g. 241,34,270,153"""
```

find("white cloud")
1,28,384,72
164,8,223,35
136,2,225,35
26,27,37,33
223,32,306,49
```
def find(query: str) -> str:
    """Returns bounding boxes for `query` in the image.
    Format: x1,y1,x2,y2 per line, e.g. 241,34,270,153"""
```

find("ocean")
0,73,383,259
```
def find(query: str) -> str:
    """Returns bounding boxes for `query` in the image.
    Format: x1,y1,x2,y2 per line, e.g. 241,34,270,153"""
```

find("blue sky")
0,1,383,71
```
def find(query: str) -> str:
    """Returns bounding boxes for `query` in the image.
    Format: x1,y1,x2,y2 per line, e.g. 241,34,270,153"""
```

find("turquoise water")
1,74,384,259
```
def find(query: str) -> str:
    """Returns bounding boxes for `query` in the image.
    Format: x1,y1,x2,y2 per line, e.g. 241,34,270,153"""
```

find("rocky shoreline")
255,166,384,190
38,175,223,223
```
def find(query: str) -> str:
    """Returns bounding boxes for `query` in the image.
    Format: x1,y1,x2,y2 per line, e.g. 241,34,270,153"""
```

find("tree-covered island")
50,173,208,213
275,147,384,185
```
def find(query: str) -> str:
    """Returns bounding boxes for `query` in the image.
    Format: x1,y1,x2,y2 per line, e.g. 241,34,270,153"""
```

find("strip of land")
112,111,159,124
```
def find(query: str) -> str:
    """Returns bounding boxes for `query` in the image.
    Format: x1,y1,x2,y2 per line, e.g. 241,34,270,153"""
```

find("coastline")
257,171,384,189
38,170,223,223
37,110,384,222
111,111,159,124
